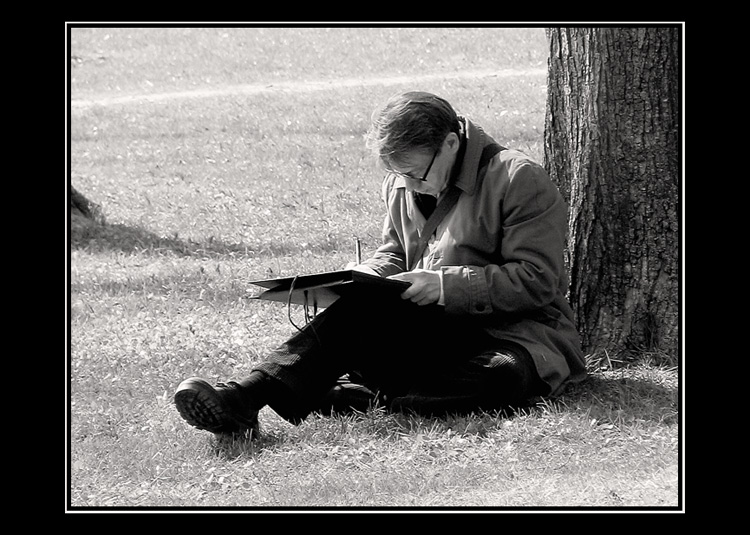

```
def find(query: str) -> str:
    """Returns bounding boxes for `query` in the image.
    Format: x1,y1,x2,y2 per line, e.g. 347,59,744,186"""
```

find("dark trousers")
253,290,545,422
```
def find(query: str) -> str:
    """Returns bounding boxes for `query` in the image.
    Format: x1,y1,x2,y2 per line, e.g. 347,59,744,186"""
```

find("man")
174,91,586,437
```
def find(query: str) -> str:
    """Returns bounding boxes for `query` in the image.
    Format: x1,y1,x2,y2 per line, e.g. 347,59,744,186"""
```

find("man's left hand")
388,269,441,306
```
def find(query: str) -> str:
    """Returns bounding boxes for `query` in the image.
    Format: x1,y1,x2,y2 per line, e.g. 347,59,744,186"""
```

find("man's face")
390,147,452,196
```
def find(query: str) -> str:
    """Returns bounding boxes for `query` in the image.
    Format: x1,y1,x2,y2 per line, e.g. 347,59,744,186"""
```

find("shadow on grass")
70,218,244,257
206,365,679,461
555,369,679,426
69,218,337,259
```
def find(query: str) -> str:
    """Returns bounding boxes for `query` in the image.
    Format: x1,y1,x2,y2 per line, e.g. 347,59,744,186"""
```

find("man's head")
367,91,463,195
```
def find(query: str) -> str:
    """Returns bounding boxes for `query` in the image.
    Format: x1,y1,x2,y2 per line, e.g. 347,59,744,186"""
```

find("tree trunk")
543,27,680,360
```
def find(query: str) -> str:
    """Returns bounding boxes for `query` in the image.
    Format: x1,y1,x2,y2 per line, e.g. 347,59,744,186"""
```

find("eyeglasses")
390,150,438,182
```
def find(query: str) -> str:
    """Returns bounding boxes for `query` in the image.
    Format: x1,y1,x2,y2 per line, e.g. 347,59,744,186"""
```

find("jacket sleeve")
360,175,408,278
442,161,568,317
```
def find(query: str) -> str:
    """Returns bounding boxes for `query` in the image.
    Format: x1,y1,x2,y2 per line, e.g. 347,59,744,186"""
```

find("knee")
473,349,539,403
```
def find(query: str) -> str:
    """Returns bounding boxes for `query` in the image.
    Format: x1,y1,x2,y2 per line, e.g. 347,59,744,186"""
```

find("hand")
388,269,441,306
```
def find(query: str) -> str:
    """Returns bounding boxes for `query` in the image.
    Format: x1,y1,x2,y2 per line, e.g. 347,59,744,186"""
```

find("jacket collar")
451,117,486,196
391,117,491,197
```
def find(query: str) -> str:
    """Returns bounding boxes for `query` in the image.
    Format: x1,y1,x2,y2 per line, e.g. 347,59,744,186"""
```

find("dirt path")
70,67,546,109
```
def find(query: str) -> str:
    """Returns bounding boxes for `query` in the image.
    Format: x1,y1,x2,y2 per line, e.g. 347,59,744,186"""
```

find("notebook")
248,269,411,309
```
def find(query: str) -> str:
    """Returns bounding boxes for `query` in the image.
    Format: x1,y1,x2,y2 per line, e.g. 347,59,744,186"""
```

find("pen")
355,237,362,265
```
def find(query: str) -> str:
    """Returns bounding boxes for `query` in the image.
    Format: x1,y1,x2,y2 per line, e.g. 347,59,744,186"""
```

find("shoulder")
497,149,547,180
490,149,553,192
481,149,549,189
488,149,562,213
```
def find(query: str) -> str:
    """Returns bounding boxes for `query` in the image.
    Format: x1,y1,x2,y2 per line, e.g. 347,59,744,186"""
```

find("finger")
414,288,439,305
400,287,418,300
405,289,425,305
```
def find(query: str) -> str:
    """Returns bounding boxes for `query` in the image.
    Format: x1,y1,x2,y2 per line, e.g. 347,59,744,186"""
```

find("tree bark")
544,27,680,360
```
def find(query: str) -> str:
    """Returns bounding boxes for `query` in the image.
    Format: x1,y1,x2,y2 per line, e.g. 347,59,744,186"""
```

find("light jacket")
363,118,586,396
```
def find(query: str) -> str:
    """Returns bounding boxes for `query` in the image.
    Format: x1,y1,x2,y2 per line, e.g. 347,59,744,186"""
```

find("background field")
68,26,680,509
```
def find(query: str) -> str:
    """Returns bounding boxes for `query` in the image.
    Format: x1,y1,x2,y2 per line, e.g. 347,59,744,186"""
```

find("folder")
248,270,411,309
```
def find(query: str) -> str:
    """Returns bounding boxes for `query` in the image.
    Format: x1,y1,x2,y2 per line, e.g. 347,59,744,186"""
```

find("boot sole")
174,377,229,433
174,377,259,436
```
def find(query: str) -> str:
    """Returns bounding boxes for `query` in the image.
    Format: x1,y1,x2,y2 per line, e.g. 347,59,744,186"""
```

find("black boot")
174,377,260,438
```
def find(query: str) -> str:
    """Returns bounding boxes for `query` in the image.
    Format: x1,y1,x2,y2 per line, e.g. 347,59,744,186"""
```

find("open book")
248,269,410,309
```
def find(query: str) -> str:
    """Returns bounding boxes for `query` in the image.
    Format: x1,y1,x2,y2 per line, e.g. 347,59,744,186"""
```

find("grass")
68,25,681,510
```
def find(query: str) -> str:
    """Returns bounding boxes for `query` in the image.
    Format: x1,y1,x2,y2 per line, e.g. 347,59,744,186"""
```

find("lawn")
68,25,681,510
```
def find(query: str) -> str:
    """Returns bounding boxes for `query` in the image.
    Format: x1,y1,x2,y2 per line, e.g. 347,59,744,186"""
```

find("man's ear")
444,132,461,155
